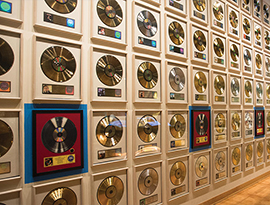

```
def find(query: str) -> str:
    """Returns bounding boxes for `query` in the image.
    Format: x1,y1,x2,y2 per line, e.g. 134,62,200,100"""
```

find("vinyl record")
137,10,157,37
256,83,263,98
256,112,263,128
193,0,206,12
257,141,263,157
232,147,240,166
244,49,251,66
230,44,239,62
45,0,77,14
243,0,250,9
264,4,269,19
195,113,208,136
168,21,184,45
194,71,207,93
267,111,270,126
96,55,123,86
243,18,251,34
254,0,260,12
170,161,186,186
193,30,206,52
266,85,270,99
244,80,252,97
265,30,270,45
40,46,76,82
246,144,253,161
96,115,123,147
97,0,123,27
169,67,185,92
231,78,239,96
195,155,208,178
255,54,262,69
97,176,124,205
229,10,238,28
266,57,270,72
213,38,224,57
231,112,240,131
267,139,270,154
215,151,225,171
245,112,253,130
214,75,225,95
41,187,77,205
137,115,158,143
0,37,14,76
213,1,224,21
255,26,261,40
169,114,186,138
41,117,77,153
137,62,158,89
138,167,158,196
0,120,13,158
215,113,225,134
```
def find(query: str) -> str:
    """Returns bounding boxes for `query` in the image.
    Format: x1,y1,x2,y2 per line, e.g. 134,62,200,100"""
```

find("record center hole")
56,0,68,4
105,125,116,138
175,75,180,84
105,65,115,77
144,123,153,134
144,69,153,82
173,29,180,39
175,169,181,178
53,128,67,142
106,186,117,198
175,121,181,132
143,18,152,30
105,6,116,19
145,176,153,187
52,57,67,72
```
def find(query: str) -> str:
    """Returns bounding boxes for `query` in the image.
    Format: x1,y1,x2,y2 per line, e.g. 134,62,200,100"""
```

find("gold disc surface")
45,0,77,14
255,26,261,40
193,30,206,52
0,37,14,76
213,38,224,57
137,10,157,37
246,144,253,161
266,57,270,72
256,54,262,69
195,155,208,178
232,147,240,166
137,62,158,89
41,187,77,205
229,10,238,28
193,0,206,12
244,80,252,97
243,18,251,34
265,30,270,45
231,78,239,96
215,113,225,134
257,142,263,157
215,151,225,171
169,114,186,138
244,49,251,66
137,115,158,143
138,168,158,196
170,161,186,186
0,120,13,158
231,112,240,131
213,1,224,21
169,67,185,92
230,44,239,62
214,75,225,95
256,83,263,98
194,71,207,93
168,21,184,45
245,112,253,130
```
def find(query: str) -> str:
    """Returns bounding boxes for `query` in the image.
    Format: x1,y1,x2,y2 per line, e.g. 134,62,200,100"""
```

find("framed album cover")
254,108,265,138
32,110,83,176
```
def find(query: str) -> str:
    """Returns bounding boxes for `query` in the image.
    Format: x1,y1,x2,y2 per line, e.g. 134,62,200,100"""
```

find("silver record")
169,67,185,92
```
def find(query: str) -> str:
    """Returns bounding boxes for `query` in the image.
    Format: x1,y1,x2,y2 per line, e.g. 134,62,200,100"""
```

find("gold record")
193,0,206,12
195,155,208,178
257,142,263,157
214,75,225,95
96,55,123,86
229,10,238,28
265,57,270,72
245,112,253,130
232,147,240,166
169,67,185,92
231,78,239,96
231,112,240,131
244,80,252,97
264,4,269,19
137,62,158,89
265,30,270,45
170,114,186,138
137,10,158,37
213,38,224,57
215,113,225,134
45,0,77,14
243,18,251,34
41,187,77,205
97,0,123,27
213,1,224,21
230,44,239,62
137,115,158,143
267,139,270,154
255,26,261,40
215,151,225,171
267,111,270,126
244,49,251,66
266,85,270,99
0,37,14,76
255,54,262,69
193,30,206,52
138,168,158,196
96,115,123,147
169,21,184,45
254,0,260,12
246,144,253,161
194,71,207,93
97,176,124,205
170,161,186,186
0,120,13,158
256,83,263,98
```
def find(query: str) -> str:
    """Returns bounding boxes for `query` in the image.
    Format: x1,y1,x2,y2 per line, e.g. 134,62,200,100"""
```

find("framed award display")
0,31,20,99
191,24,209,65
192,67,209,105
241,14,252,45
242,45,253,75
254,21,263,49
190,107,211,151
0,0,22,26
243,142,254,171
227,5,240,40
133,55,161,103
230,110,242,141
263,1,270,25
230,145,242,176
212,71,226,105
254,108,265,138
264,27,270,53
253,0,262,21
32,110,83,176
167,156,189,200
165,14,188,60
134,161,162,205
266,138,270,161
133,1,161,53
265,54,270,79
166,61,188,104
213,148,227,182
91,0,127,46
241,0,251,14
255,139,264,166
229,75,241,105
254,50,264,78
266,110,270,134
265,82,270,106
228,38,241,72
244,110,254,139
243,78,253,106
212,110,227,144
91,110,127,165
165,0,187,17
210,0,226,33
211,32,226,69
167,110,188,152
190,0,208,25
255,80,264,106
91,47,126,102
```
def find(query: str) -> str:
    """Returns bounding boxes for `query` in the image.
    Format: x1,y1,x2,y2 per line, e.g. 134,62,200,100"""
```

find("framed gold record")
211,32,226,69
193,151,210,189
265,82,270,106
241,0,251,14
213,148,227,182
241,14,252,44
229,75,241,105
256,140,264,166
254,50,263,77
254,22,263,49
212,71,226,105
230,145,241,176
228,38,241,73
264,28,270,53
227,5,240,40
265,54,270,79
244,143,254,170
213,110,227,144
242,45,253,75
230,110,242,140
253,0,262,21
190,0,208,24
243,78,253,106
192,67,209,104
210,0,226,33
263,2,270,26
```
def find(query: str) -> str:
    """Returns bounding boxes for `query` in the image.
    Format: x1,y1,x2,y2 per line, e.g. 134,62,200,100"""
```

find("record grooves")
169,67,185,92
137,10,157,37
137,62,158,89
45,0,77,14
138,167,158,196
42,187,77,205
169,21,184,45
137,115,158,143
0,120,13,158
0,38,14,76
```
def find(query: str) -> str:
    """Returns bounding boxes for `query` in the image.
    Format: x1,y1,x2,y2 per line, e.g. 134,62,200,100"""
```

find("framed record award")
190,0,208,25
229,75,241,105
193,151,210,190
265,55,270,79
210,0,226,33
263,1,270,25
254,50,264,77
230,145,242,176
254,21,263,49
266,138,270,161
244,110,254,138
212,71,226,105
243,142,254,171
243,78,253,106
241,0,251,14
211,32,226,69
266,110,270,134
32,110,83,176
241,14,252,45
255,80,264,106
264,27,270,53
255,139,264,166
253,0,262,21
212,110,227,144
228,38,241,72
230,110,242,140
254,108,265,138
227,5,240,40
213,148,227,182
242,45,253,75
192,68,209,104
